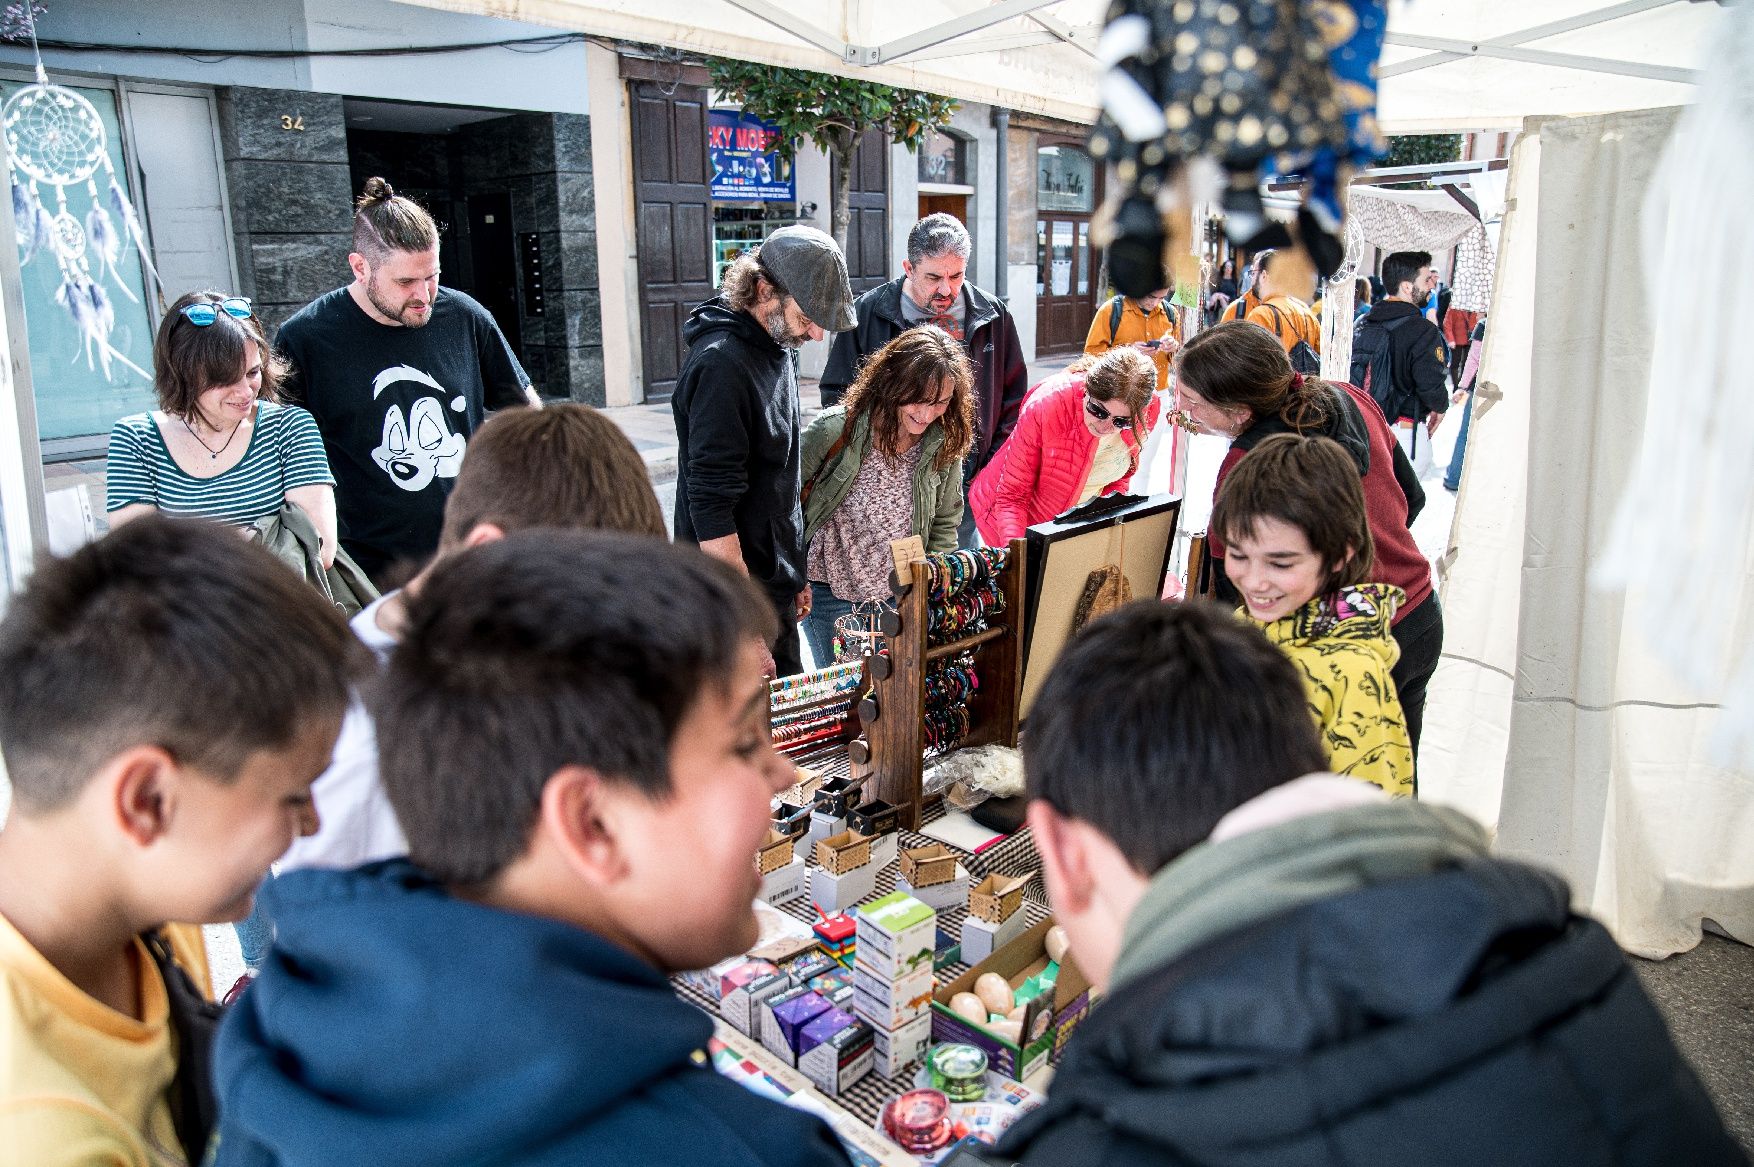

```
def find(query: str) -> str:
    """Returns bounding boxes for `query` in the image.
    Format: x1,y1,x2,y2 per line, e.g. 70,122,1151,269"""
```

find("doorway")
1034,140,1102,354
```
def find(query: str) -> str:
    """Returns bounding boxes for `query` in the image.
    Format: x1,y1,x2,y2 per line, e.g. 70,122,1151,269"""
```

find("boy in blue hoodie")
212,531,851,1167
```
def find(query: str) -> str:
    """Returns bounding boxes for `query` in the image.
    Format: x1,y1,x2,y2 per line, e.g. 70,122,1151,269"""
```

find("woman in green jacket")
799,326,976,666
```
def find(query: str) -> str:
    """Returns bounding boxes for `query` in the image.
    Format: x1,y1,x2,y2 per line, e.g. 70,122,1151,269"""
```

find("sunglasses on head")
1085,396,1133,429
179,297,253,327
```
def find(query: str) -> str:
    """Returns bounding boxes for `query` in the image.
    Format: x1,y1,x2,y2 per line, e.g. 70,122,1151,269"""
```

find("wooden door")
839,127,890,294
1034,140,1103,354
631,80,712,402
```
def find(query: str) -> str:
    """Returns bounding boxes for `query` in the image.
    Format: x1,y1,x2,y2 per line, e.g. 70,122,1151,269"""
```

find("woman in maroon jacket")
1175,322,1443,771
969,347,1161,546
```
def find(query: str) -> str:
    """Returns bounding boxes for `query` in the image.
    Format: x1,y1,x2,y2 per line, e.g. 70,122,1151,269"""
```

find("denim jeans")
234,879,274,969
801,582,857,671
1443,390,1474,491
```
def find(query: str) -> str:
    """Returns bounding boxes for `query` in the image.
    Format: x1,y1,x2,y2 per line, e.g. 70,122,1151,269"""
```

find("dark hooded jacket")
211,862,852,1167
673,296,806,595
991,802,1746,1167
1211,380,1431,621
819,278,1028,471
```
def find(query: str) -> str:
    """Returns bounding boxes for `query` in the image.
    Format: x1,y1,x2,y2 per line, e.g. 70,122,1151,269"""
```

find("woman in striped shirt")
107,291,338,566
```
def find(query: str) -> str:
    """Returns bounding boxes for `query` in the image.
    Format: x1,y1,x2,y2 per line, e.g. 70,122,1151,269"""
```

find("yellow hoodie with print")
1248,583,1414,796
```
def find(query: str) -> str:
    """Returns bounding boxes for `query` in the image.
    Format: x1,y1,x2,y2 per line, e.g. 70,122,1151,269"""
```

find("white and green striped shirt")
106,402,335,525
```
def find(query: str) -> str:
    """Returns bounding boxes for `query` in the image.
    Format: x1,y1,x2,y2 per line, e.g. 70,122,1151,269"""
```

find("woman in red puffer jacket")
970,347,1161,546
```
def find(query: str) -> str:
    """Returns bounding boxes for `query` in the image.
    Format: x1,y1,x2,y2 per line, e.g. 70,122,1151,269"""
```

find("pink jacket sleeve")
972,399,1049,546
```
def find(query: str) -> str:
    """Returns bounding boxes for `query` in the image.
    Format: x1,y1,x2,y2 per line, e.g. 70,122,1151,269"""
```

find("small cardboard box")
854,892,937,980
851,962,935,1031
811,776,858,818
968,872,1031,924
717,959,778,1003
759,857,807,907
930,918,1091,1082
721,969,791,1036
810,861,879,914
960,904,1030,964
870,1011,932,1078
896,864,970,912
899,843,959,888
761,986,832,1066
814,829,873,875
757,829,798,875
796,1009,875,1096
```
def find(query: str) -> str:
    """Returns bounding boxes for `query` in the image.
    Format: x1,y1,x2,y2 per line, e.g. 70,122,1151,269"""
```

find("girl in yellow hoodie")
1210,433,1415,795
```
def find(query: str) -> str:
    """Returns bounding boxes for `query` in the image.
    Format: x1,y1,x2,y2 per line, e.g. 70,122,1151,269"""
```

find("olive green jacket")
799,406,963,554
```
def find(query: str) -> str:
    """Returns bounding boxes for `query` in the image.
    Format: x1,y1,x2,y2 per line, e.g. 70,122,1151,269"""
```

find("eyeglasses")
179,297,253,327
1085,396,1133,429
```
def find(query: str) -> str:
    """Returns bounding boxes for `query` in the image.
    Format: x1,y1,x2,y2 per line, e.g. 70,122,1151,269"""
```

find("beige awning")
394,0,1721,130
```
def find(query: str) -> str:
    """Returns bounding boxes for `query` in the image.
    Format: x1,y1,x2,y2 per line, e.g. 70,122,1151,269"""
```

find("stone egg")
950,992,987,1025
974,972,1014,1016
1045,925,1070,964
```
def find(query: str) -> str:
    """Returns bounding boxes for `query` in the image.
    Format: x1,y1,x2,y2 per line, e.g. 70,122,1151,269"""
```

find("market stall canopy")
395,0,1723,129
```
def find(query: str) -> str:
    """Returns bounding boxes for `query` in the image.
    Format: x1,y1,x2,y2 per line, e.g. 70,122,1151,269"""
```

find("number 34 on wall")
280,114,306,132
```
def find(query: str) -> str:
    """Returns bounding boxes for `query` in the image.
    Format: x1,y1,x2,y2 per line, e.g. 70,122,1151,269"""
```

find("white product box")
870,1011,933,1078
759,857,807,907
960,907,1031,965
895,864,971,912
809,861,879,914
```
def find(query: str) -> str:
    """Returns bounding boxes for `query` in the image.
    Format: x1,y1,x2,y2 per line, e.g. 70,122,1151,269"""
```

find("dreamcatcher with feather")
4,3,157,381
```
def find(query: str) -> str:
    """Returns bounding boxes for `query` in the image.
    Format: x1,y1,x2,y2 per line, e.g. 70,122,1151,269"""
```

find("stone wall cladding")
217,87,352,336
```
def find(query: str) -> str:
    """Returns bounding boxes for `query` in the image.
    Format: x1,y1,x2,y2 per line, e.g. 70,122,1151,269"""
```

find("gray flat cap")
759,225,857,332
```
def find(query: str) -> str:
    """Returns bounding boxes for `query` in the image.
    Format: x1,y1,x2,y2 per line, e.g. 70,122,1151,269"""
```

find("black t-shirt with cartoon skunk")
276,287,530,580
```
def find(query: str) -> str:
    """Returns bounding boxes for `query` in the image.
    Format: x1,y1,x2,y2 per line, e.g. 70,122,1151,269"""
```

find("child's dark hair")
375,531,778,886
153,290,286,420
438,404,667,547
1209,433,1374,594
352,176,438,263
1025,601,1327,873
0,516,366,813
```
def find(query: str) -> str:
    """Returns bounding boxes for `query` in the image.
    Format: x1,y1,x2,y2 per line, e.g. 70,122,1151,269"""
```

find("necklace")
182,413,244,460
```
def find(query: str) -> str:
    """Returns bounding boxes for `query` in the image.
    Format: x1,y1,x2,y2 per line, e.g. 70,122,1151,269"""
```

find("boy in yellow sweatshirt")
1210,433,1414,795
0,517,363,1165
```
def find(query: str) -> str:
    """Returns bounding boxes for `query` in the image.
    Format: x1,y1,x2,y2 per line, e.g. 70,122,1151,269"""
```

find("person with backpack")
1082,284,1180,389
1240,248,1323,375
1351,251,1450,465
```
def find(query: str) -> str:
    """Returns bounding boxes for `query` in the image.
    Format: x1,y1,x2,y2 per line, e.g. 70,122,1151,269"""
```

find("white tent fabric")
394,0,1724,132
1422,105,1754,959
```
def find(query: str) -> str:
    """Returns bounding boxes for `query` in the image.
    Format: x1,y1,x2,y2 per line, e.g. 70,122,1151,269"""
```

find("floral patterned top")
807,442,923,603
1248,583,1415,796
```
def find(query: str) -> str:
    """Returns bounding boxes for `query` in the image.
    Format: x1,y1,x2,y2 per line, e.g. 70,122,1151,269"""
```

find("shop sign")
709,109,795,201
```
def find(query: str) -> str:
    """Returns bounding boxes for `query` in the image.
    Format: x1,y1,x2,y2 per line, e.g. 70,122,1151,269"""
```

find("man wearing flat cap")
673,225,858,677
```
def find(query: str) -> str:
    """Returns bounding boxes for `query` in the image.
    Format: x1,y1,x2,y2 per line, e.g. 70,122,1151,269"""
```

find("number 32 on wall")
280,114,306,132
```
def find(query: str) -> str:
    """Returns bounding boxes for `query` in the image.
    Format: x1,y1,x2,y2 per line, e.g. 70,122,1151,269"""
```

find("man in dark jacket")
213,533,854,1167
981,602,1745,1167
820,214,1028,543
673,225,856,677
1351,249,1450,463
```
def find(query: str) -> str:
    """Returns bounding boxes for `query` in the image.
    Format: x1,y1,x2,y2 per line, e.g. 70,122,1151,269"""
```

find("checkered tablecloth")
672,747,1050,1128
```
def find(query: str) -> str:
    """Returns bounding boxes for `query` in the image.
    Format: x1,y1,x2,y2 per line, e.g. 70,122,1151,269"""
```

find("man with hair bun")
275,177,541,585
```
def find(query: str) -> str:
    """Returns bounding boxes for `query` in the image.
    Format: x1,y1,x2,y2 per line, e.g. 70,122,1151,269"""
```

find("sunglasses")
179,297,253,327
1085,396,1134,429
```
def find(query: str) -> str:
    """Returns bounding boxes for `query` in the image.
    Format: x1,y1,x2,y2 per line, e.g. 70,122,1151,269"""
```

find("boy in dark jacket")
986,602,1744,1167
674,224,856,677
212,533,853,1167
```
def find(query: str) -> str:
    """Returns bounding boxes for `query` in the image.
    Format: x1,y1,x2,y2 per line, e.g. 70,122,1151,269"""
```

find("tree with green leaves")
708,59,958,254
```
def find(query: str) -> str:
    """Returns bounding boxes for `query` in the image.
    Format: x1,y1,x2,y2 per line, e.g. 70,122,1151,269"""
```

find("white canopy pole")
0,127,49,599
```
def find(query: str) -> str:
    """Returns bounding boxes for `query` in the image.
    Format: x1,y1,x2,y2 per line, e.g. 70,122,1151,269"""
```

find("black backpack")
1261,303,1322,376
1351,312,1417,418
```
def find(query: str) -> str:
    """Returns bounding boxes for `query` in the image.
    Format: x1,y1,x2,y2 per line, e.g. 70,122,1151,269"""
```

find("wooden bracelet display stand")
847,540,1027,830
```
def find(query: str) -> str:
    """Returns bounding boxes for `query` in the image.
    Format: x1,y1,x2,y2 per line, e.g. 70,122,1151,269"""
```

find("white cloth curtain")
1421,106,1754,959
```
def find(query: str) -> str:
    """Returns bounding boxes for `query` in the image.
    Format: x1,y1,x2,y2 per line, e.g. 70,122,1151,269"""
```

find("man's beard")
367,278,432,328
762,304,810,349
